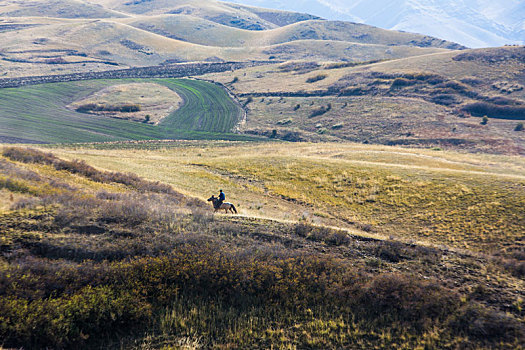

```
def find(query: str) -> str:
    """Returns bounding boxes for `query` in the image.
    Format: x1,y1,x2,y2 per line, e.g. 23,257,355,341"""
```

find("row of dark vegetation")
306,74,327,83
1,147,524,349
462,102,525,120
76,103,141,113
324,59,386,70
3,147,174,195
309,103,332,118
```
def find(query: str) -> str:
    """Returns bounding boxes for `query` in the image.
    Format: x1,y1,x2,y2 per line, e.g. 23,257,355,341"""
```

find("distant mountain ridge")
226,0,525,48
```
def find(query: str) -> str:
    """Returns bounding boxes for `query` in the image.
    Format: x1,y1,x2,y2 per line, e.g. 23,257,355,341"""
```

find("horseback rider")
217,189,225,207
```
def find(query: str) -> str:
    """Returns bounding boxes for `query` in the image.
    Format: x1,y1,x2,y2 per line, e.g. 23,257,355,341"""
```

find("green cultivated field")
0,78,250,143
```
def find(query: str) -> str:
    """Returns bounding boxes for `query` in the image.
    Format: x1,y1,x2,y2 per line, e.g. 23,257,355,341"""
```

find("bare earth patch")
69,83,183,124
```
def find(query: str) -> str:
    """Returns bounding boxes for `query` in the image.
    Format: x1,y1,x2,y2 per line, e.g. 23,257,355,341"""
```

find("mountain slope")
226,0,525,48
202,46,525,154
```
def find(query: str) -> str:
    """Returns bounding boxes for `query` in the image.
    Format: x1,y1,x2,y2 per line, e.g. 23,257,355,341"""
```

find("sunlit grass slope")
0,78,249,143
0,146,524,349
49,141,525,255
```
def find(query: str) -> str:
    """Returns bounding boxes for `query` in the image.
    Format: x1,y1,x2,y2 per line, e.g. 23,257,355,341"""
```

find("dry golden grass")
0,0,457,78
202,46,525,155
47,141,525,254
1,145,524,349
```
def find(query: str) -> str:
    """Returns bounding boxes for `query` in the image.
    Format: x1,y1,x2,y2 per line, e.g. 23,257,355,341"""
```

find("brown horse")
207,195,237,214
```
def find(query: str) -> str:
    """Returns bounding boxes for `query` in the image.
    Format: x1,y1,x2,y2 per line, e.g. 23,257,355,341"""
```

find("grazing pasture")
0,145,523,349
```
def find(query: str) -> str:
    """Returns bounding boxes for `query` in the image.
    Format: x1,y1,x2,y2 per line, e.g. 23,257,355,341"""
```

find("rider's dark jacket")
219,192,225,202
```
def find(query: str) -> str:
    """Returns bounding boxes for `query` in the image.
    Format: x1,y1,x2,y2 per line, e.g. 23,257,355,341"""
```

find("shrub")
339,87,366,96
449,304,525,343
462,102,525,120
431,94,459,106
276,118,292,125
3,148,177,195
0,177,32,194
306,74,327,83
243,96,253,106
2,147,56,165
45,57,67,64
515,123,524,131
293,104,301,111
309,104,331,118
76,103,141,113
391,78,417,88
279,61,320,72
481,116,489,125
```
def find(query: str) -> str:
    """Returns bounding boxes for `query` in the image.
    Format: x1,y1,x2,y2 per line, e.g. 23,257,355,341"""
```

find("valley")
0,0,524,349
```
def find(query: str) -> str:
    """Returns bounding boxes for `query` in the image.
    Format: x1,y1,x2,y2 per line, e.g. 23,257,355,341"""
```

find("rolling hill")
2,143,523,348
0,0,522,156
202,46,525,154
0,0,463,78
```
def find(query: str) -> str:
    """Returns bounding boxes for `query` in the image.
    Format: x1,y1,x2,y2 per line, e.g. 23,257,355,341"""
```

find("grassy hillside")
0,145,523,349
0,78,248,143
122,16,461,49
203,46,525,154
0,0,462,77
0,0,127,18
48,141,525,255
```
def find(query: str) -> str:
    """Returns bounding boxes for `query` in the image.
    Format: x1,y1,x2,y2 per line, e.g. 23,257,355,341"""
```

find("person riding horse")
217,189,225,206
207,191,237,214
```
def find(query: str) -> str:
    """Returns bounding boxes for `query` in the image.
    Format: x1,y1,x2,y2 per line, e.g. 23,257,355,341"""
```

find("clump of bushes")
391,77,418,88
276,118,292,125
3,147,175,194
309,103,332,118
306,74,327,83
515,123,524,131
294,223,350,246
373,71,444,85
45,57,67,64
431,94,460,106
324,59,385,70
462,102,525,120
76,103,141,113
340,86,367,96
243,96,253,106
279,61,320,72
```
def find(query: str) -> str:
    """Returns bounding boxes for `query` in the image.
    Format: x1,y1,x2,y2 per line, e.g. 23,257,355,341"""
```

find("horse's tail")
231,204,237,214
